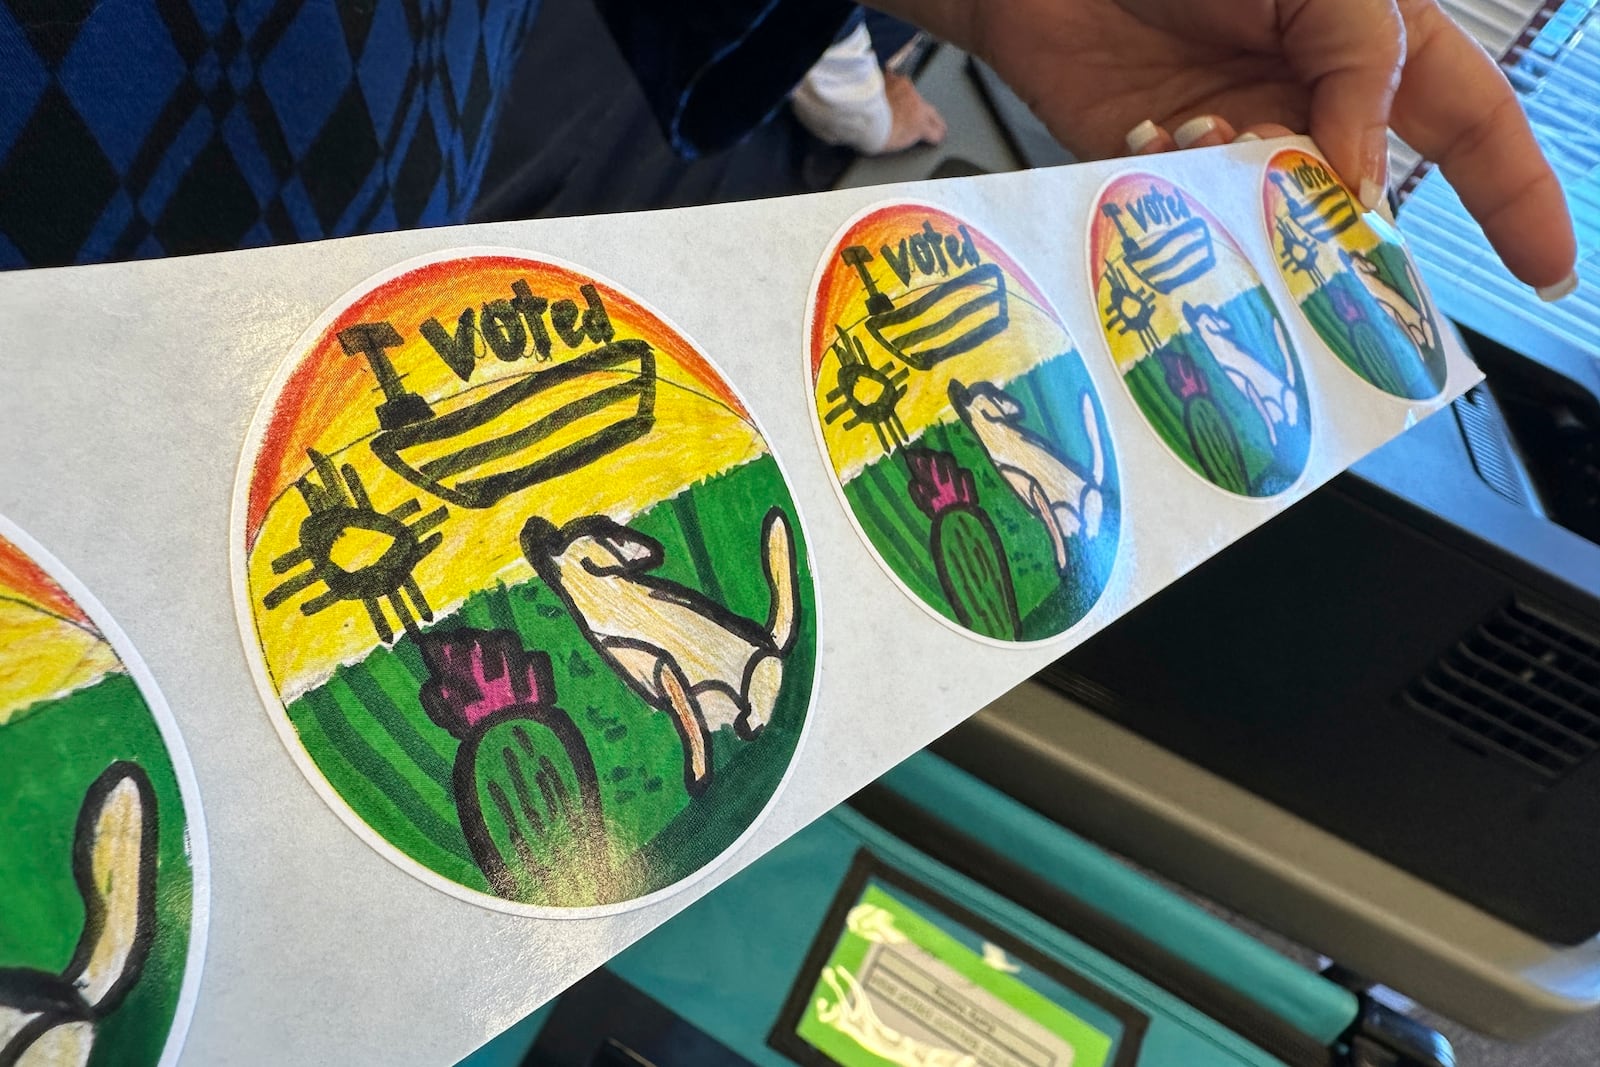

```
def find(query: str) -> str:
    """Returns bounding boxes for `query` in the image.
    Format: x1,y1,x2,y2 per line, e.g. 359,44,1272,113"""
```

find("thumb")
1280,0,1406,209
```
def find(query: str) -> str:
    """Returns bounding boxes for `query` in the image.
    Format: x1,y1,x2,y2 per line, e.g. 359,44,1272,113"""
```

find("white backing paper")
0,138,1478,1066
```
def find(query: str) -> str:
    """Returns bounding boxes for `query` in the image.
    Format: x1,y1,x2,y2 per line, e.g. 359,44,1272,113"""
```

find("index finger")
1391,0,1577,292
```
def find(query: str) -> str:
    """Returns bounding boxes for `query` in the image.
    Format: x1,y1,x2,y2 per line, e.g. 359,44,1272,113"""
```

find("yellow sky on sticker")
810,205,1075,480
0,604,121,724
0,535,120,724
1263,148,1387,303
246,256,766,698
819,296,1070,480
1091,173,1269,372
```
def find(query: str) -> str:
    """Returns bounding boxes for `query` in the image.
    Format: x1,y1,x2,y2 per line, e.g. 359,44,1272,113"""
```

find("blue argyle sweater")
0,0,853,269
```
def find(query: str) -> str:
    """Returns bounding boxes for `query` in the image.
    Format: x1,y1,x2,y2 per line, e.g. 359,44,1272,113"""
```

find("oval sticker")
1263,148,1446,399
235,251,818,916
1091,173,1311,496
807,202,1120,644
0,515,207,1067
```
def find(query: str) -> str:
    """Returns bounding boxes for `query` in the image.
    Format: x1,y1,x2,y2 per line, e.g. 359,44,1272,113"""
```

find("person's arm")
862,0,1578,298
593,0,857,158
791,23,947,154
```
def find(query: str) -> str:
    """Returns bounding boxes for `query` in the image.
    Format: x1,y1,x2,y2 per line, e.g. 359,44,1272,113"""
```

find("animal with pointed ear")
947,379,1105,574
1337,247,1437,356
1,762,157,1067
1181,303,1300,448
520,507,800,795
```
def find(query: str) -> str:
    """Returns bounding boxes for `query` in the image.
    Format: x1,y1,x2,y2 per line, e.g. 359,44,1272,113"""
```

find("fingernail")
1536,270,1579,302
1359,178,1384,212
1173,115,1218,149
1359,126,1389,211
1234,132,1261,143
1125,119,1161,153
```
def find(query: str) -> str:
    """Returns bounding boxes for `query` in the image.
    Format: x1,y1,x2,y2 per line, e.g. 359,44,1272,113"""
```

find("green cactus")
1349,319,1405,396
457,712,610,906
418,627,611,907
906,448,1021,640
933,506,1021,640
1186,396,1251,494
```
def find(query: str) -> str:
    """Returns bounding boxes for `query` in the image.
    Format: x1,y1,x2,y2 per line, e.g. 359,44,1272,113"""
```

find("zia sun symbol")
822,324,911,456
262,449,448,643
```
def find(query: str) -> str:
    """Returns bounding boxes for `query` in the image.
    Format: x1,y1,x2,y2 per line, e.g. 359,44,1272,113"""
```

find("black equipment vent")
1453,385,1529,509
1405,600,1600,781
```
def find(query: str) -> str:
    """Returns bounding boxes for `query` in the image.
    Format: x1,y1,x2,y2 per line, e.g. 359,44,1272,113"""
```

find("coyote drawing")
521,507,800,794
948,379,1106,574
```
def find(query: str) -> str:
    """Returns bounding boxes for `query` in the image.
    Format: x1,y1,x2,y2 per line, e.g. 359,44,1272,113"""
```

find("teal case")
458,752,1360,1066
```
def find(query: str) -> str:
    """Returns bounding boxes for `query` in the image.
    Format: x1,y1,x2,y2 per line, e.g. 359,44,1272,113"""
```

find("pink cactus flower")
1330,284,1364,325
906,448,978,519
1162,351,1207,400
417,628,556,738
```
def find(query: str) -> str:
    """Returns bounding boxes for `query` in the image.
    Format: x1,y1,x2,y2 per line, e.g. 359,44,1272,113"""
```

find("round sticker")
0,515,208,1067
234,250,818,915
1091,173,1312,496
1262,148,1446,399
807,202,1120,644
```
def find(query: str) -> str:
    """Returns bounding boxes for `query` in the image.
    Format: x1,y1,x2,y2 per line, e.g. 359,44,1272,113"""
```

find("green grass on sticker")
0,672,196,1067
283,452,817,908
1123,288,1312,496
841,352,1121,641
1298,249,1447,400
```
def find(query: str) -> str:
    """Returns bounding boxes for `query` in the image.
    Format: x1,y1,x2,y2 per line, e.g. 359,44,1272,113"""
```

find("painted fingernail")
1359,126,1389,211
1234,132,1261,143
1359,178,1384,212
1173,115,1218,149
1536,270,1579,302
1125,119,1162,153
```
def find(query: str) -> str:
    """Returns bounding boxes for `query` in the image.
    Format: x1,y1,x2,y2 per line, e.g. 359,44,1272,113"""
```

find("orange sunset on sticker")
235,251,818,915
0,534,115,722
807,202,1120,644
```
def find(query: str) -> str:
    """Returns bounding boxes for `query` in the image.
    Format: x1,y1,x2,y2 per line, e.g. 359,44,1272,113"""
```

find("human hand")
881,71,949,153
863,0,1577,297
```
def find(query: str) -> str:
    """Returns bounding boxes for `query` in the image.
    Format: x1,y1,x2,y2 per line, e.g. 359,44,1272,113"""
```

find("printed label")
773,857,1147,1067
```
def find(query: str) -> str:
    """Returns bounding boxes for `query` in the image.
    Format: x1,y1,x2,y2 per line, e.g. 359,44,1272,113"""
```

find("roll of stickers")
0,136,1479,1064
